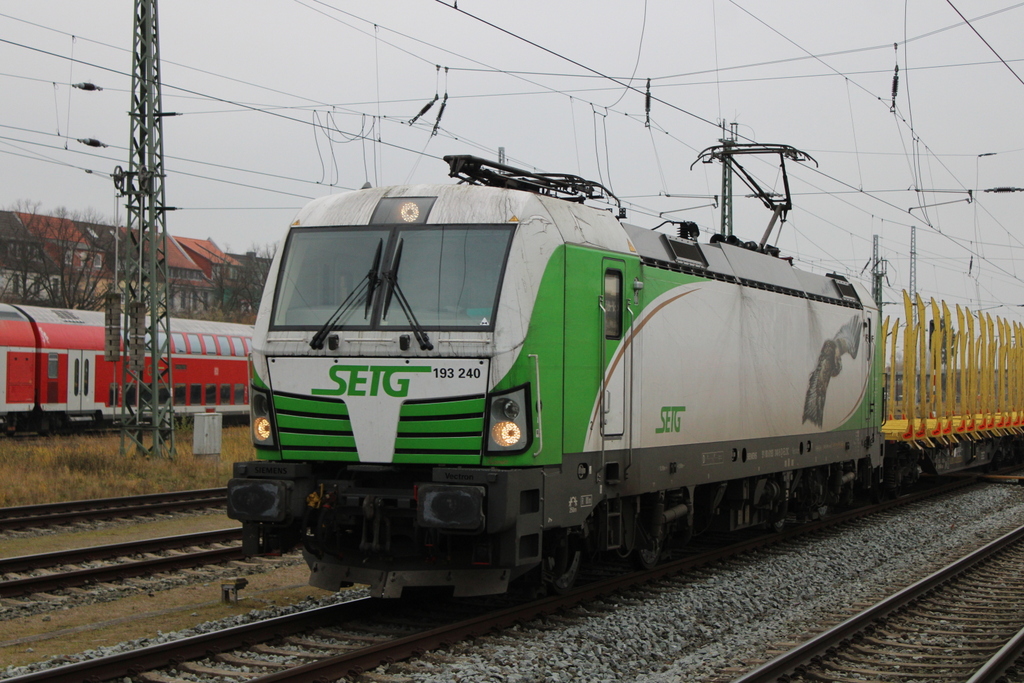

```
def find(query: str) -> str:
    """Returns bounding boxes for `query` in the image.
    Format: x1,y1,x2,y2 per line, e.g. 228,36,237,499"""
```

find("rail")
732,521,1024,683
0,488,227,532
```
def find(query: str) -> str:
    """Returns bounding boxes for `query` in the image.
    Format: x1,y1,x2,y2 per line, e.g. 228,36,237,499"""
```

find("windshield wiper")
364,237,384,320
309,238,383,350
381,239,433,351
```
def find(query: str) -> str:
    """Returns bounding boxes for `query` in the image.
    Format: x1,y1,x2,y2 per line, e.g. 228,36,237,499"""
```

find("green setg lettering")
312,365,431,398
655,406,686,434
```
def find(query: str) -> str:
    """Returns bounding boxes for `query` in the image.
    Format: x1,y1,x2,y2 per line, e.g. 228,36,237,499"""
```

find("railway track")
1,475,985,683
0,528,244,599
0,488,227,532
732,521,1024,683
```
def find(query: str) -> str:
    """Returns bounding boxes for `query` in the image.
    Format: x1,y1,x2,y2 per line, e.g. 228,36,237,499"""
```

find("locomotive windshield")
271,224,515,331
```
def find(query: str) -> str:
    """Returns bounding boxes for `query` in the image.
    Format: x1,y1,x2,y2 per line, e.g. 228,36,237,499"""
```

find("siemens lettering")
312,365,432,398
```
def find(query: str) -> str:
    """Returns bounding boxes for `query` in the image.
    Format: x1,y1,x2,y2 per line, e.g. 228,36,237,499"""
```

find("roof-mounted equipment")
692,143,816,251
827,273,860,303
444,155,625,218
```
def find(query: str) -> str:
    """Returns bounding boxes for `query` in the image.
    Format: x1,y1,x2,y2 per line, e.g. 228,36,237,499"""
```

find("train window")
604,270,623,339
234,383,245,404
84,359,89,396
380,226,515,330
220,384,231,403
73,358,80,396
218,336,231,356
272,227,391,328
48,353,58,379
174,384,185,405
109,383,118,407
243,338,252,354
187,334,201,354
231,337,245,356
205,384,217,404
190,384,202,405
171,333,186,353
202,335,216,355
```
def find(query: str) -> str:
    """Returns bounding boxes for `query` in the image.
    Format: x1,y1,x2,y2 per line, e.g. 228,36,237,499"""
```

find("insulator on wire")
431,92,448,137
890,43,899,112
408,94,438,126
77,138,108,148
73,82,102,91
890,65,899,112
645,78,651,128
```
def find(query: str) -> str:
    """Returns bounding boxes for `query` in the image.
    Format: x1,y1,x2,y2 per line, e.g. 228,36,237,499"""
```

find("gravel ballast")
399,484,1024,682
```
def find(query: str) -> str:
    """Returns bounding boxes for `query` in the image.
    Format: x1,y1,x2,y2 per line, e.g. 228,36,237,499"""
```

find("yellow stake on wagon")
956,305,966,433
987,313,997,429
916,294,929,440
881,316,892,420
929,298,942,437
966,307,977,434
902,291,916,438
889,316,899,421
942,301,954,438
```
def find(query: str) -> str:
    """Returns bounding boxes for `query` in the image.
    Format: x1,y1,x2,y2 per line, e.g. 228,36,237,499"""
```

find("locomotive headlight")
491,420,521,447
253,416,272,442
250,386,276,448
369,196,436,224
486,384,531,454
399,201,420,222
496,398,520,420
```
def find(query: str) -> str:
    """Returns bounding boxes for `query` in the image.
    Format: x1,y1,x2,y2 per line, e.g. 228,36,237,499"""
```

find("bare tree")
16,207,115,310
0,201,52,305
227,242,276,318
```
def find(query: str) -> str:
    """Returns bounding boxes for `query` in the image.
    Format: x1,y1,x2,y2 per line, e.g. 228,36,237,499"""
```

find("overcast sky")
1,1,1022,321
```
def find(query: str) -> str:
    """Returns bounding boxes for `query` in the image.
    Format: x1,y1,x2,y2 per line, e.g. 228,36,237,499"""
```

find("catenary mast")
112,0,174,458
719,122,737,238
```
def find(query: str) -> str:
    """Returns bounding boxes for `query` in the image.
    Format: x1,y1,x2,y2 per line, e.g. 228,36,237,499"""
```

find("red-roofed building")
1,211,112,309
176,236,241,309
165,235,215,312
0,210,53,304
0,210,269,317
0,210,217,314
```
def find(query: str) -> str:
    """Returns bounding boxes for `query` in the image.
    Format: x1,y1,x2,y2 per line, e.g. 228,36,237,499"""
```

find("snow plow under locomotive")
227,156,1023,598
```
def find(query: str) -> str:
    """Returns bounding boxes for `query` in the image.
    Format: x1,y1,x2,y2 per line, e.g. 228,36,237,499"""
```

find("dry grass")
0,425,257,507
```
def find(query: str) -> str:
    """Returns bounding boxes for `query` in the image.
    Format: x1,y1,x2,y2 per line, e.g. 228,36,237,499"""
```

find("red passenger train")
0,304,252,434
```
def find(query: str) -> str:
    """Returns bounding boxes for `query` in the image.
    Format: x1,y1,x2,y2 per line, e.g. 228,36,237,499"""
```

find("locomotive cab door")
601,259,626,437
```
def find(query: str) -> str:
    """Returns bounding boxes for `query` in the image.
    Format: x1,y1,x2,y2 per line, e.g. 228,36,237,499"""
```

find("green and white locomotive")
228,156,883,597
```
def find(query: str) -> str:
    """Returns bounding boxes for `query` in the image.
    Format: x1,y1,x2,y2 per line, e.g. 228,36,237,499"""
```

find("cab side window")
604,270,623,339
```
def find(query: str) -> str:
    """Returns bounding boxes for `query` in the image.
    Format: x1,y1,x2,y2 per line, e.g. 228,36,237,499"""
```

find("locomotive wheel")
767,498,788,533
633,536,662,570
631,516,663,569
545,533,581,594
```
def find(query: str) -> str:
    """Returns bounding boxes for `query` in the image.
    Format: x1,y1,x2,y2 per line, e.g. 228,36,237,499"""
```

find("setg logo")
312,365,431,398
655,406,686,434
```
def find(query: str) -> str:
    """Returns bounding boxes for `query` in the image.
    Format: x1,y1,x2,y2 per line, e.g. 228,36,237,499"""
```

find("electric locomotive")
227,156,887,597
